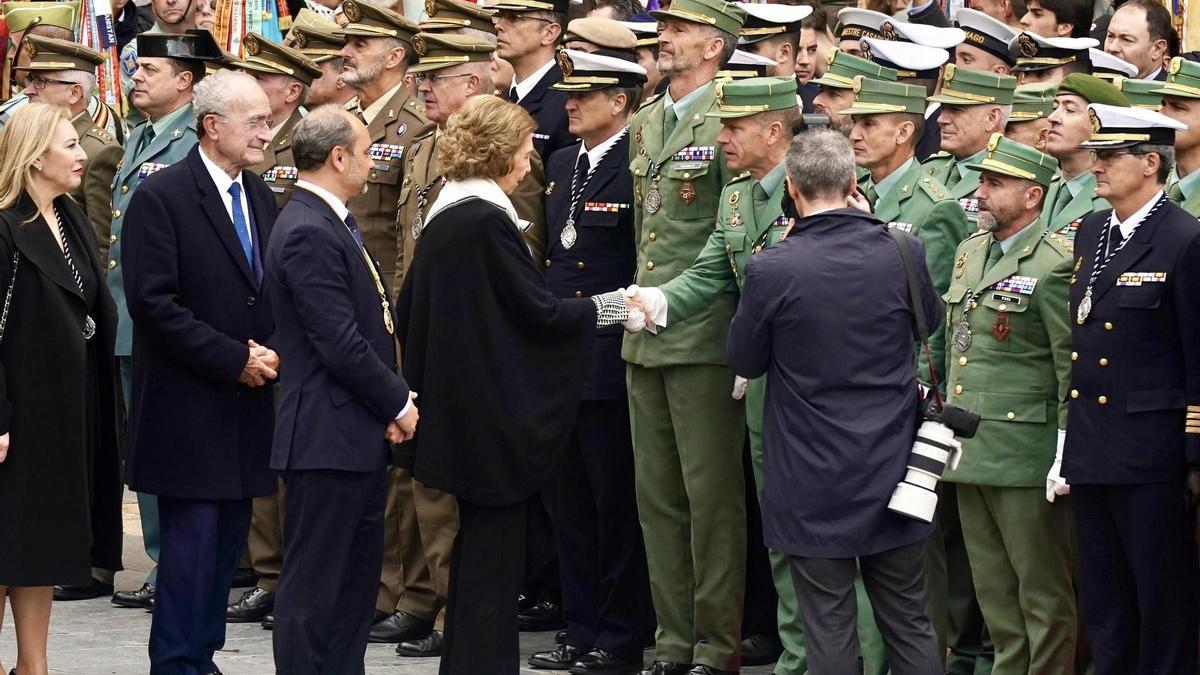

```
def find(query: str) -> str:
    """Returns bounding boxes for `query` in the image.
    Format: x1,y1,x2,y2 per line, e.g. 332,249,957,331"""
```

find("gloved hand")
1046,428,1070,502
732,376,748,400
1185,468,1200,509
624,284,668,334
623,305,646,333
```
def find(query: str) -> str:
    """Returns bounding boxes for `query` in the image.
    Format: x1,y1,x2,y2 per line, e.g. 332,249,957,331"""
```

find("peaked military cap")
409,32,494,73
708,75,797,117
238,32,323,85
1152,57,1200,100
564,17,637,52
877,20,964,49
835,8,887,42
336,0,420,41
285,11,347,63
954,8,1017,65
1114,77,1163,110
927,63,1016,105
420,0,496,35
552,48,646,91
861,37,947,79
717,48,776,80
1080,102,1185,148
736,3,811,44
491,0,568,16
1009,82,1056,121
137,29,223,61
841,75,927,115
966,133,1059,187
650,0,747,39
1056,72,1130,107
15,34,102,72
1009,32,1097,73
811,48,898,89
2,1,79,33
618,17,659,47
208,47,245,74
1089,48,1137,81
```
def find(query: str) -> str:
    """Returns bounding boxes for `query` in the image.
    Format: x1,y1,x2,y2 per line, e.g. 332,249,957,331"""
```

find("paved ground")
0,492,777,674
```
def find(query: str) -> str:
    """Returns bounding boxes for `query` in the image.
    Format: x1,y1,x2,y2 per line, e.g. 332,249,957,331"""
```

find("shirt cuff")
395,398,412,420
642,286,669,329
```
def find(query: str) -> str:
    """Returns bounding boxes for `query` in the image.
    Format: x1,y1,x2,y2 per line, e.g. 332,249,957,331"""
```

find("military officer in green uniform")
811,48,898,134
943,134,1078,675
1041,74,1129,239
1004,82,1055,152
420,0,498,37
286,10,355,110
1154,57,1200,217
922,64,1018,227
238,33,322,208
623,0,748,671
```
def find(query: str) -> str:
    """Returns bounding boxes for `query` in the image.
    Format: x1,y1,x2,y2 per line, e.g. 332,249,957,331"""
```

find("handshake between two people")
615,285,664,334
238,339,280,387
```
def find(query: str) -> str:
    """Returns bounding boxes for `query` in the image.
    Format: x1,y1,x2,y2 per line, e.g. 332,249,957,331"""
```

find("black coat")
123,147,278,500
518,66,576,166
395,195,596,506
916,105,941,162
544,138,637,400
727,209,941,557
1064,198,1200,484
265,188,410,473
0,194,123,586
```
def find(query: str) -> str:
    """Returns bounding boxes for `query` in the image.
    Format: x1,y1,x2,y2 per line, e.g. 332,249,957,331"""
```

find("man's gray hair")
193,69,261,137
786,127,856,201
56,68,97,95
292,105,358,171
1141,143,1174,184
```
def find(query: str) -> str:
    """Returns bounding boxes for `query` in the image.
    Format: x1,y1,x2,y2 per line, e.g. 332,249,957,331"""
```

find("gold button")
725,244,731,252
576,261,585,269
1071,351,1078,361
109,234,117,244
1006,412,1016,420
112,209,121,218
1099,358,1109,366
544,259,552,268
649,232,657,241
1104,322,1113,331
999,303,1008,311
1098,395,1108,405
646,261,655,270
1071,389,1079,399
369,171,377,180
108,260,117,269
970,301,978,309
683,172,691,179
753,245,762,254
954,384,963,394
403,177,411,185
574,291,582,298
958,356,967,366
121,185,129,194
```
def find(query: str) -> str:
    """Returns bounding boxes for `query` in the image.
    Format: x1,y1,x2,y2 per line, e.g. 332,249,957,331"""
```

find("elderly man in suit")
122,68,281,675
266,106,418,674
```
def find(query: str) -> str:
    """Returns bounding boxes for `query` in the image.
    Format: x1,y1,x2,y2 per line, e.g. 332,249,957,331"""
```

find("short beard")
342,58,383,88
977,210,1000,232
657,49,696,77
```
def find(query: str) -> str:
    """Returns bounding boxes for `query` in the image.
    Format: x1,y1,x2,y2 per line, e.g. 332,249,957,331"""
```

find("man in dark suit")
265,105,418,674
1064,103,1200,675
1101,0,1173,81
528,50,653,675
122,69,281,675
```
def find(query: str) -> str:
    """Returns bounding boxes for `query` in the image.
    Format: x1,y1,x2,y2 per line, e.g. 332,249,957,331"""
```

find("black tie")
345,214,366,251
574,153,590,185
507,87,519,103
1108,224,1124,256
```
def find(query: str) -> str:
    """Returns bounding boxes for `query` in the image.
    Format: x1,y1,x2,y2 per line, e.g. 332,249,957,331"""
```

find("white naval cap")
552,48,648,91
878,19,965,49
1008,31,1099,72
617,19,658,47
954,8,1018,63
836,7,890,41
862,36,949,77
1089,48,1138,79
1080,102,1187,149
728,48,779,66
737,2,812,43
718,48,780,79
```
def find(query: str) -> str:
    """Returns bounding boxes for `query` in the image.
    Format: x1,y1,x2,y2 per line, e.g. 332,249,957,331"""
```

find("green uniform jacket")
72,112,122,266
624,84,734,368
1042,172,1109,241
108,106,199,356
923,151,983,228
871,159,970,388
1166,172,1200,218
250,109,303,210
942,225,1074,486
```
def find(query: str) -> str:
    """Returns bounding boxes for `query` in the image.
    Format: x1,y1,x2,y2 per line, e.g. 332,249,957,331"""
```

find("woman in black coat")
0,104,123,675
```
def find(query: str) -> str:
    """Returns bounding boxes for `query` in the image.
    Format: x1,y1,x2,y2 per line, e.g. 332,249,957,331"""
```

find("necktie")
228,182,260,284
1050,182,1072,220
575,152,591,183
507,87,519,103
945,167,961,190
1168,180,1185,203
137,124,156,156
1108,224,1124,256
864,182,879,206
983,240,1003,273
664,105,677,138
345,213,367,250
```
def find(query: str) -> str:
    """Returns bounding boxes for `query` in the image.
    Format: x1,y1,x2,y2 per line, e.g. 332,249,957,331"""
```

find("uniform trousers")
1071,481,1199,675
150,496,251,674
957,485,1076,675
628,363,746,669
273,466,387,675
121,355,160,585
787,541,943,675
246,477,285,592
377,467,437,623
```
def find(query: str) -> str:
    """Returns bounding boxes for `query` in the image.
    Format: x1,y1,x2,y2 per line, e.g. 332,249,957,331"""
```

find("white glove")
732,376,748,400
1046,428,1070,502
623,305,646,333
624,284,668,334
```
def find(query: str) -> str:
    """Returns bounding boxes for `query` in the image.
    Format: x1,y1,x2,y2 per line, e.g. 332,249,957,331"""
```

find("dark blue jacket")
517,66,575,166
123,147,278,500
265,188,410,473
727,209,941,557
544,136,636,400
1064,198,1200,484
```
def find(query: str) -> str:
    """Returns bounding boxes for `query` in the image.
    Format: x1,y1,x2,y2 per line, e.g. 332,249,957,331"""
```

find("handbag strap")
887,228,943,403
0,249,20,346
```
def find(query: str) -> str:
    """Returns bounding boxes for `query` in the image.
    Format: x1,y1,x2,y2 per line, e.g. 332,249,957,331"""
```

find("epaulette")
727,171,753,184
87,126,115,144
1043,229,1074,257
637,92,665,111
918,174,952,202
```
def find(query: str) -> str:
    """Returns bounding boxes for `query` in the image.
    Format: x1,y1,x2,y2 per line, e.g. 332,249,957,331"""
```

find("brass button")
121,185,129,194
369,171,377,180
112,209,121,218
108,260,117,269
958,356,967,366
683,172,691,179
574,291,582,298
970,301,978,309
753,245,762,254
954,384,963,394
1104,322,1113,331
649,232,657,241
1098,395,1108,405
1099,358,1109,366
1071,351,1078,361
998,303,1008,311
646,261,655,270
1006,411,1016,420
1071,389,1079,399
109,234,117,244
576,261,585,269
544,259,552,268
725,244,731,252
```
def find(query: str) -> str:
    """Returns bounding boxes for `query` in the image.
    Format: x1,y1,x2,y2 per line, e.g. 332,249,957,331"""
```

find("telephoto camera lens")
888,421,963,522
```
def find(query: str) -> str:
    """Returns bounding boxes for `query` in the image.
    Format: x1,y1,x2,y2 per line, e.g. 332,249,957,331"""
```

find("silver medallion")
83,315,96,340
1076,288,1093,324
952,320,972,353
560,218,577,249
645,183,662,215
411,215,423,240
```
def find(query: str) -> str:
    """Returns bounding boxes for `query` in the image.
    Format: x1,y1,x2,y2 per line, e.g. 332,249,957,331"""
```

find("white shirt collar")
1109,189,1164,241
576,126,629,175
511,58,556,102
198,146,242,193
1146,66,1163,81
294,179,351,221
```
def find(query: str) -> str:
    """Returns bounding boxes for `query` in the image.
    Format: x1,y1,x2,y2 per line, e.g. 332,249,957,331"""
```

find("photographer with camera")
940,134,1079,675
726,127,944,675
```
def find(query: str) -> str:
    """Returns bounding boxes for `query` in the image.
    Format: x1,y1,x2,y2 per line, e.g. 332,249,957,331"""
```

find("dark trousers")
557,398,653,657
441,498,528,675
273,467,387,675
525,485,560,606
1072,481,1199,675
788,541,942,675
150,496,251,675
741,431,779,639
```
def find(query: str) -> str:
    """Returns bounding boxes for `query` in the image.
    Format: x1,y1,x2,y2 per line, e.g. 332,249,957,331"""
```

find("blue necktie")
345,214,367,250
228,182,260,284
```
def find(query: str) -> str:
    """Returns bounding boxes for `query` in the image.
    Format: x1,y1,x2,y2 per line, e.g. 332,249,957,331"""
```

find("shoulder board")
917,175,953,202
963,229,990,242
729,171,752,183
87,126,115,143
637,92,664,111
1042,229,1074,257
414,127,436,141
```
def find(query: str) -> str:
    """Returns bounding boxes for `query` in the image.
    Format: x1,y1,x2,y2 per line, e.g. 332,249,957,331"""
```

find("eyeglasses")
1089,149,1149,163
23,74,75,90
413,72,474,85
212,113,274,131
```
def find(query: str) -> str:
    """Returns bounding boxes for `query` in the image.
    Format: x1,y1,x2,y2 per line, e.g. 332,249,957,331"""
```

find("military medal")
952,320,973,353
1076,288,1093,324
993,311,1010,341
679,180,696,206
645,177,662,214
563,128,627,248
561,218,578,249
1076,194,1166,324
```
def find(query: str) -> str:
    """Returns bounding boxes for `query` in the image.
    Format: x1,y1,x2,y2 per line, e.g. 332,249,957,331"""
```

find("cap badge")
557,49,573,77
1018,34,1038,58
425,0,437,16
413,34,428,55
293,33,308,48
243,34,261,56
22,41,36,59
344,1,362,23
880,21,898,41
1088,108,1101,134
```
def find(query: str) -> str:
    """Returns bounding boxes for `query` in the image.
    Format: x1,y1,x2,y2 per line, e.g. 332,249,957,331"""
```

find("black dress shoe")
368,611,433,643
53,579,114,601
739,633,782,667
642,662,691,675
396,630,443,657
111,583,155,608
261,614,274,631
226,587,275,623
687,666,737,675
519,600,566,632
556,629,568,644
230,568,258,588
570,648,642,674
528,644,585,669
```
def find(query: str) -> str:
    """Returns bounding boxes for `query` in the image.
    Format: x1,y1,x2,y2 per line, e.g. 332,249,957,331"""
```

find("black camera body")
921,391,981,439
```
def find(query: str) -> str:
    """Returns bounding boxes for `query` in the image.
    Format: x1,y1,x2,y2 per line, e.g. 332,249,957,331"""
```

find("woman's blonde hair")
438,95,537,181
0,102,71,211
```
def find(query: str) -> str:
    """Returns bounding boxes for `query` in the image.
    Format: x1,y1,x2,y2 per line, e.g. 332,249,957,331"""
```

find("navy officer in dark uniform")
1065,102,1200,675
527,49,654,675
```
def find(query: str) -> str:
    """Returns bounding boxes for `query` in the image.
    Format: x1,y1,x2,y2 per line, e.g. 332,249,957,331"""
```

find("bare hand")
238,345,278,387
0,432,9,463
847,190,871,213
249,340,280,371
389,391,420,443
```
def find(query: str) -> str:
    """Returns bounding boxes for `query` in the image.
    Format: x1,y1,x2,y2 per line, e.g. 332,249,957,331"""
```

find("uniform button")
1104,322,1113,331
970,301,978,309
646,261,655,270
725,244,731,253
1099,357,1109,366
109,234,117,244
1070,389,1079,399
1071,351,1078,361
121,185,129,194
958,356,967,366
998,303,1008,311
574,291,582,298
1098,395,1108,405
1006,411,1016,420
954,384,963,394
403,177,411,185
112,209,121,218
683,172,691,179
649,232,657,241
108,260,117,269
576,261,584,269
544,259,552,268
370,171,377,180
247,296,256,306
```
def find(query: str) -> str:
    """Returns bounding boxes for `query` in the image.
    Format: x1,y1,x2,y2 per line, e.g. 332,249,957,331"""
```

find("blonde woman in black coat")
0,103,123,675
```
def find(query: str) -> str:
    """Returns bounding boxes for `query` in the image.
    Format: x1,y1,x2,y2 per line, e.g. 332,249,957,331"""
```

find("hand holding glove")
1046,429,1070,502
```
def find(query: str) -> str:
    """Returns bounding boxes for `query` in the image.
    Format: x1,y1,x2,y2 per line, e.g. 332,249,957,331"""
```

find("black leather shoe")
226,587,274,622
369,611,433,643
54,579,114,601
231,568,257,588
261,614,274,631
112,583,155,608
529,644,585,669
642,663,691,675
687,666,737,675
570,648,642,674
739,633,782,667
396,630,443,657
556,629,568,644
519,600,566,632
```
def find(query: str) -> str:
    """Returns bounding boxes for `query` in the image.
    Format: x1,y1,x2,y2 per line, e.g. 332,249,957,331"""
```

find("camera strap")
887,228,944,406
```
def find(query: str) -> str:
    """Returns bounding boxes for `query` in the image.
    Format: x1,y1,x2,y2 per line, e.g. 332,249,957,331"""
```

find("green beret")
1056,73,1130,107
